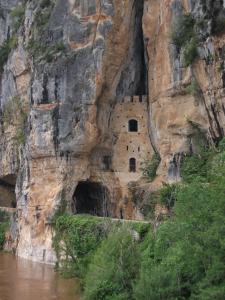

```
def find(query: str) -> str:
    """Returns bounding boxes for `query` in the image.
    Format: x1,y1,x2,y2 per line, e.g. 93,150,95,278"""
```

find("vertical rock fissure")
116,0,147,98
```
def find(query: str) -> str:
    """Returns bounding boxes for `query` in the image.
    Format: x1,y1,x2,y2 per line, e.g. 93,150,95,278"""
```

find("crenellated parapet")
123,95,147,103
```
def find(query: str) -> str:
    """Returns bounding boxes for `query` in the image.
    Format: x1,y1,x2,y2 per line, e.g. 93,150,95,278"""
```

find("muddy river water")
0,252,80,300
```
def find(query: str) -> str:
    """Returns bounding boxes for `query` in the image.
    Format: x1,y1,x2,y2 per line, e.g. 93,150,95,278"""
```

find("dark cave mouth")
0,174,17,208
72,181,111,217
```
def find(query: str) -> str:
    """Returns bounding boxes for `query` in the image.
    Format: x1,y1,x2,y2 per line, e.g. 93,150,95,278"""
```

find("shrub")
0,36,18,72
183,37,199,66
52,214,108,278
141,153,161,182
171,14,195,49
0,211,10,250
185,78,201,96
11,4,26,32
180,150,213,183
83,226,141,300
171,13,199,66
2,96,28,145
158,183,178,209
134,149,225,299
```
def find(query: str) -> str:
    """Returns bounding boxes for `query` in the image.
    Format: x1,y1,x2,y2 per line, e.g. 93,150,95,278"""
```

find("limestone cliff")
0,0,225,263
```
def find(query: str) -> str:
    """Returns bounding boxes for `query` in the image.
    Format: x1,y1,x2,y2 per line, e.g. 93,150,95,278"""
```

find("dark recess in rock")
116,0,147,98
42,73,49,104
72,181,112,217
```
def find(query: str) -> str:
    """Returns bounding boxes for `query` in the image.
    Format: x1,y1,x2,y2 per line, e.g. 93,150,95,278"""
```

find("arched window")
129,119,138,132
129,158,136,172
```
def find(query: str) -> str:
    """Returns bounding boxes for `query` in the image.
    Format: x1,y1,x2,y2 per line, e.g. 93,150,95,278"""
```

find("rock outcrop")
0,0,225,263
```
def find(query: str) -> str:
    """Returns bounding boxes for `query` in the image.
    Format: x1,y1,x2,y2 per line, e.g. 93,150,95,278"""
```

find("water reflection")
0,253,80,300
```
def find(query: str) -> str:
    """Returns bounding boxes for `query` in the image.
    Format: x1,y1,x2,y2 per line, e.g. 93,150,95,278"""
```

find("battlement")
123,95,147,103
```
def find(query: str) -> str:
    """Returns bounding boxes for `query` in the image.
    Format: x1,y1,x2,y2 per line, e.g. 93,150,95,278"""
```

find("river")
0,253,80,300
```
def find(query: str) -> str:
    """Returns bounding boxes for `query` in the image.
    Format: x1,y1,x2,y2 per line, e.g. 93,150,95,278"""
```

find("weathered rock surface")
0,0,225,263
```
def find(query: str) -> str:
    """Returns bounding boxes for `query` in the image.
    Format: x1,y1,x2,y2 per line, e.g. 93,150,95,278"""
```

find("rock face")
0,0,225,263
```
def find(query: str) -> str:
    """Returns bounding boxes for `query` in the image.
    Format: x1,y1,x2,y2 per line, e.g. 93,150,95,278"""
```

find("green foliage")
158,183,179,209
26,1,66,62
142,153,161,182
171,13,199,66
171,14,195,49
52,146,225,300
134,147,225,299
83,227,140,300
0,211,10,250
185,79,201,96
0,36,18,72
180,150,213,183
2,96,28,145
11,4,26,32
52,214,108,278
183,38,199,67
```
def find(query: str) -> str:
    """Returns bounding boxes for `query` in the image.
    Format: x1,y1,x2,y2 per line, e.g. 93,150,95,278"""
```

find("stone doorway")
72,181,110,217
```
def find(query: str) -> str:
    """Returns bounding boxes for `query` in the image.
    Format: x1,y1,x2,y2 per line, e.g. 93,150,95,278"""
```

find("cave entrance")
73,181,110,217
0,175,17,208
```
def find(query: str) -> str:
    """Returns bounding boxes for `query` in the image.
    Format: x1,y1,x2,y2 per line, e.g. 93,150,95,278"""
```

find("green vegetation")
53,214,109,278
83,227,140,300
141,153,161,182
26,0,66,62
0,36,18,72
0,211,10,250
52,214,149,283
171,14,195,49
134,146,225,299
2,96,28,145
11,4,26,32
185,79,201,97
52,139,225,299
171,13,199,66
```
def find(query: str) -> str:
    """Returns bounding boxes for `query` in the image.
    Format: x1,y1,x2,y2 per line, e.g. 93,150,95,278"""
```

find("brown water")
0,253,80,300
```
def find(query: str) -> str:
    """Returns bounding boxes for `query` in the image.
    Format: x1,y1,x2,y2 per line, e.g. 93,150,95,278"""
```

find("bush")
171,13,199,66
2,96,28,145
52,214,108,278
141,153,161,182
180,150,213,183
0,211,10,250
183,37,199,66
11,4,26,32
83,227,140,300
171,14,195,49
185,79,201,96
0,36,18,72
158,183,178,209
134,151,225,299
53,214,150,280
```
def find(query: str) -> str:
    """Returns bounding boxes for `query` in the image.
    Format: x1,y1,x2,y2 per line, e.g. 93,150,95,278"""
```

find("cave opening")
72,181,110,217
0,174,17,208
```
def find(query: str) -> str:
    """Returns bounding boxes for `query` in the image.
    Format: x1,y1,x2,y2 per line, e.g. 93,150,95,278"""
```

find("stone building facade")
111,95,152,183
